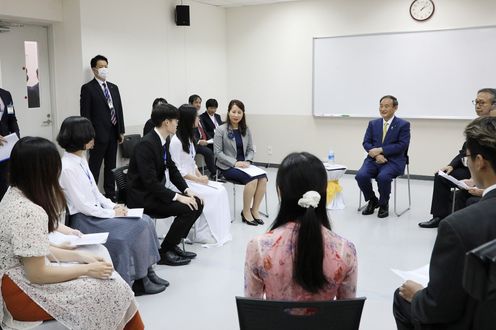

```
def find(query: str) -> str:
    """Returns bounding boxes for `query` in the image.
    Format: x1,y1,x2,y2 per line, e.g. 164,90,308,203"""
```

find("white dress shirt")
483,183,496,197
95,76,113,106
383,115,395,135
60,152,116,218
209,113,219,128
169,135,197,177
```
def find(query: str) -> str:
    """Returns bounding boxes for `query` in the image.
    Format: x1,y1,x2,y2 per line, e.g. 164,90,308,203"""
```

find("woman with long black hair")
169,105,232,246
244,152,357,300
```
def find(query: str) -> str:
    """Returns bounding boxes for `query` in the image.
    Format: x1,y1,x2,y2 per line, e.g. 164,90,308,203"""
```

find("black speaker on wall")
175,5,190,26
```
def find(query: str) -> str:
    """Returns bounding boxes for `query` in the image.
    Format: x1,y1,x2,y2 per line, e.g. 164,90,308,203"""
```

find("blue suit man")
355,95,411,218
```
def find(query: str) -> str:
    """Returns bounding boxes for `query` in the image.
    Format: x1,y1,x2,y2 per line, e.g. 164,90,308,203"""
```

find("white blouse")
169,135,197,177
59,152,116,218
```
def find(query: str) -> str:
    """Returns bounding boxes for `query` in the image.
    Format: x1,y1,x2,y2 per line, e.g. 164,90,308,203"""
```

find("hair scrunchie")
297,191,321,209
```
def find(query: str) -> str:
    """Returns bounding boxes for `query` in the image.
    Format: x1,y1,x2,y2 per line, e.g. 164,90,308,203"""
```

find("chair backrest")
236,297,366,330
121,134,141,159
112,165,129,203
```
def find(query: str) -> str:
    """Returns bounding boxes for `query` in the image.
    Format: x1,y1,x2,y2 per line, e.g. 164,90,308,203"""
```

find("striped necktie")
102,83,117,126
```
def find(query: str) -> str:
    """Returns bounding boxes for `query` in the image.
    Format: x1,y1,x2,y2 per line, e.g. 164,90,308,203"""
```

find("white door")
0,24,53,140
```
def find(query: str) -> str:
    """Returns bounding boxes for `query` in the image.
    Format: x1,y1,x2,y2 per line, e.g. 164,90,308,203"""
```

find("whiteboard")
312,26,496,119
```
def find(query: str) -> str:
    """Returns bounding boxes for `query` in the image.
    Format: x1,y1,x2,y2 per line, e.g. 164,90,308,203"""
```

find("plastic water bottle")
327,149,335,165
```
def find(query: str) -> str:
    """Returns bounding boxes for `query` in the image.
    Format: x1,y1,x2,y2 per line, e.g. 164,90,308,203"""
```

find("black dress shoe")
147,268,169,287
132,277,166,296
362,198,379,215
241,211,258,226
172,245,197,259
251,209,264,225
377,204,389,218
157,251,191,266
418,217,441,228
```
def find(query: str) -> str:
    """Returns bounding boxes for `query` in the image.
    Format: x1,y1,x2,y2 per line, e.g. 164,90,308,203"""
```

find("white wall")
0,0,62,23
226,0,496,175
78,0,228,130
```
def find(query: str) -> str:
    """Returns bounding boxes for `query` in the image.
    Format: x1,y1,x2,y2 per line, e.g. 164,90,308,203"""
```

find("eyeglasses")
472,99,492,106
462,153,472,167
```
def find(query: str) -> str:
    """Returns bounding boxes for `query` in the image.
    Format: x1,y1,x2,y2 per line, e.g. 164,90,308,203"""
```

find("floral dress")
244,222,357,300
0,187,137,330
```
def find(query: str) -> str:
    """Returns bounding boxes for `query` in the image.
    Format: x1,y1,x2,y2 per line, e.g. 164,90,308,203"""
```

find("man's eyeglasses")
462,153,472,167
472,99,494,106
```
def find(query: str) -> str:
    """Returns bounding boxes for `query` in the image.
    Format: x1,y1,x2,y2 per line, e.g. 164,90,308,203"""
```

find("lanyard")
80,163,92,184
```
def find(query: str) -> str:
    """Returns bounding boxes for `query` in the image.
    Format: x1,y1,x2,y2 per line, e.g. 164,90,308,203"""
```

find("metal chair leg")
259,190,269,218
393,165,411,217
232,184,236,223
357,191,367,212
451,188,457,213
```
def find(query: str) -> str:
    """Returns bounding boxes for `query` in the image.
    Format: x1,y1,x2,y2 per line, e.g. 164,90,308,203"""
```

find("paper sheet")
391,264,430,287
237,165,267,177
0,133,19,162
437,170,470,190
49,232,109,246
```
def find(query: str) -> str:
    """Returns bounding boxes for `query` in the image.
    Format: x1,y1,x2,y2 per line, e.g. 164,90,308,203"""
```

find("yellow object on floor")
327,180,342,204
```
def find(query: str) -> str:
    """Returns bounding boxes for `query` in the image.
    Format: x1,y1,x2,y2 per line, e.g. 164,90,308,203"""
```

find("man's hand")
198,139,208,146
368,147,383,158
399,280,424,303
375,154,388,164
468,187,483,197
440,165,453,175
0,135,6,146
118,134,124,144
177,194,199,210
462,178,475,187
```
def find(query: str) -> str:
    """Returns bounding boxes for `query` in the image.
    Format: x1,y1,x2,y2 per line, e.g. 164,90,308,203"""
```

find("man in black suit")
0,88,20,200
189,94,216,179
394,116,496,330
143,97,167,136
419,88,496,228
199,98,222,140
80,55,125,200
127,103,203,266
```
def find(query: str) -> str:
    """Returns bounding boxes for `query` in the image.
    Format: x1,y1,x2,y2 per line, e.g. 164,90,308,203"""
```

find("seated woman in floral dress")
0,136,143,329
244,152,357,301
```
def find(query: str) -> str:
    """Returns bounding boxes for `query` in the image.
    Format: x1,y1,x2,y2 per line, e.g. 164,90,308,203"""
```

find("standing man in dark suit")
80,55,125,200
394,116,496,330
355,95,411,218
189,94,216,179
419,88,496,228
127,103,203,266
199,98,222,140
0,88,20,200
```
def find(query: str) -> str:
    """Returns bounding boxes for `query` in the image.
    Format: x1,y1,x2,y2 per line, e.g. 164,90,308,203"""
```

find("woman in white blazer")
214,100,267,226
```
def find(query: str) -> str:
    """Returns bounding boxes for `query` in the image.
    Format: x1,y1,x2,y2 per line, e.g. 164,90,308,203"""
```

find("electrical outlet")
267,145,273,155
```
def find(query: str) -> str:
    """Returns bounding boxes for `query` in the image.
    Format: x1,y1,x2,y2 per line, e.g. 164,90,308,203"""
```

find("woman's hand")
69,229,83,237
78,252,105,264
235,161,250,168
197,175,209,185
85,261,114,279
114,207,128,217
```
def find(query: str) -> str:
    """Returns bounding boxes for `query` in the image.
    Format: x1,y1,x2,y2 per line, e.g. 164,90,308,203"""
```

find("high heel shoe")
251,209,264,225
241,211,258,226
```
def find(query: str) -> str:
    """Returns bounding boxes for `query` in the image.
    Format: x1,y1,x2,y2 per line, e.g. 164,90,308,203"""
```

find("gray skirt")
69,213,160,285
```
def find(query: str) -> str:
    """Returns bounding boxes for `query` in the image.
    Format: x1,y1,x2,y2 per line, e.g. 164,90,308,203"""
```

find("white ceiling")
193,0,302,8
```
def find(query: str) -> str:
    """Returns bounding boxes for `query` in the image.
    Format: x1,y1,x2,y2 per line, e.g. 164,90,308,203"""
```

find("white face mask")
97,67,109,80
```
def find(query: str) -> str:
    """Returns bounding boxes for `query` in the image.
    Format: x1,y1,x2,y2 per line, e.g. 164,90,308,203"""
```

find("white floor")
135,169,439,330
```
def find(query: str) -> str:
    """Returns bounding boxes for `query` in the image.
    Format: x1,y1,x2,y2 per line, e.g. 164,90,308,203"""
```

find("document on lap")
207,138,213,144
437,170,470,190
0,133,19,162
237,165,267,177
114,208,144,218
49,231,109,246
391,264,429,287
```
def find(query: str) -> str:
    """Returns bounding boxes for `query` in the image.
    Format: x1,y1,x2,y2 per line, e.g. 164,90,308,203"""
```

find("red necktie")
198,122,207,140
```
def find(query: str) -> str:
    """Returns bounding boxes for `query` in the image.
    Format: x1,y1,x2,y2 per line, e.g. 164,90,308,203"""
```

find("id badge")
7,104,14,115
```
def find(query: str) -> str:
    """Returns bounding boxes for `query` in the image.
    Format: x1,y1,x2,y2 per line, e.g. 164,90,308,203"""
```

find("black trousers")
454,189,481,212
429,167,470,218
0,160,9,201
145,196,203,250
89,128,118,197
195,145,216,175
393,288,416,330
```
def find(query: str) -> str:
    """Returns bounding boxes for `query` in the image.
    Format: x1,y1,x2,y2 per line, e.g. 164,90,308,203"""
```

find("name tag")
7,105,14,115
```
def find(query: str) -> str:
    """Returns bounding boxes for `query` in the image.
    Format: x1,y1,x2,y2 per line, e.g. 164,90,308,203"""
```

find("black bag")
463,238,496,301
121,134,141,159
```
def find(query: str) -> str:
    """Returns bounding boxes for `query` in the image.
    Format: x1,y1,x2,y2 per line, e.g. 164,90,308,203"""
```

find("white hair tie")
297,191,321,209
